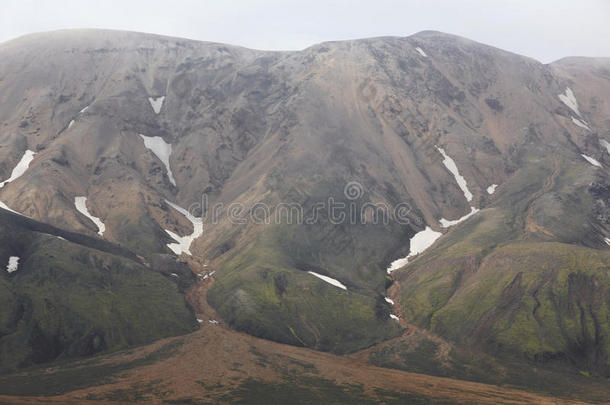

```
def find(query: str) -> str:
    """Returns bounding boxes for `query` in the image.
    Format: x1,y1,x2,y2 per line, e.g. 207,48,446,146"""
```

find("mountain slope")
0,29,608,384
0,209,197,373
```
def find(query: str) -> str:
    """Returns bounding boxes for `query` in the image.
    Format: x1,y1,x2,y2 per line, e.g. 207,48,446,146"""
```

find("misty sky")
1,0,609,63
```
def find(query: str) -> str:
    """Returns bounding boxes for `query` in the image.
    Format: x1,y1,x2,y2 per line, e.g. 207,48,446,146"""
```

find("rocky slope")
0,29,608,385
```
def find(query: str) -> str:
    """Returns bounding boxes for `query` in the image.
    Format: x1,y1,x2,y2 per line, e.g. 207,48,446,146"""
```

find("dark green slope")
0,209,197,373
393,151,610,378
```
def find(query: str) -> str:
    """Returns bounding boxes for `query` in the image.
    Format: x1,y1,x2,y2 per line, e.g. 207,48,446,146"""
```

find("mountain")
0,29,608,400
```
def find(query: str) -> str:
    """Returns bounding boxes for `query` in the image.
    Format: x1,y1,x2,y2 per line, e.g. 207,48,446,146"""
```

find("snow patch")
581,154,602,168
80,105,89,114
0,200,21,215
164,200,203,256
387,226,443,273
571,117,591,131
436,146,473,202
209,320,219,325
415,47,428,57
390,314,400,321
558,87,581,117
6,256,19,273
384,297,394,305
197,318,204,323
148,96,165,114
440,207,480,228
605,238,610,246
600,139,610,154
170,273,179,278
308,271,347,290
68,120,75,129
139,134,176,186
74,196,105,236
0,150,36,188
487,184,498,194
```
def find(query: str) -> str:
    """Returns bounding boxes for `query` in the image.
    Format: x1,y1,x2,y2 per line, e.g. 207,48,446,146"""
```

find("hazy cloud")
1,0,608,62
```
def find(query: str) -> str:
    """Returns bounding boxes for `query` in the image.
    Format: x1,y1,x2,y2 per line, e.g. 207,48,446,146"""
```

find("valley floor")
0,280,606,405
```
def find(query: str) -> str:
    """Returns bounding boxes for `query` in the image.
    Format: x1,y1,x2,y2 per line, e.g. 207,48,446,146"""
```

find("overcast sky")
1,0,608,63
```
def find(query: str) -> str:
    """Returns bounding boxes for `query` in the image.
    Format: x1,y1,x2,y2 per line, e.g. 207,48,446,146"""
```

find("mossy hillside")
208,229,403,353
261,176,415,293
400,221,610,375
368,331,610,403
395,146,610,377
0,219,196,373
430,243,608,353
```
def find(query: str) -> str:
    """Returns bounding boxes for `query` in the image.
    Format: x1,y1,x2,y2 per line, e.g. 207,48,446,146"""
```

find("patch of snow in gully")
308,271,347,290
487,184,498,194
415,47,428,57
439,207,480,228
148,96,165,114
164,200,203,256
571,117,591,131
74,196,105,236
384,297,395,305
558,87,581,117
0,200,21,215
605,238,610,246
68,120,75,129
0,150,36,188
6,256,19,273
390,314,400,321
80,105,89,114
139,135,176,186
581,154,602,168
387,226,443,274
436,146,473,202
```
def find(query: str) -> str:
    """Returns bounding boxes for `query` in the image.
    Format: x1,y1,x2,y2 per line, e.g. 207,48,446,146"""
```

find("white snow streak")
439,206,480,228
436,146,473,202
139,134,176,186
0,150,36,188
80,105,89,114
415,47,428,57
581,154,602,168
148,96,165,114
571,117,591,131
0,200,20,215
387,226,443,273
390,314,400,321
308,271,347,290
384,297,395,305
605,238,610,246
6,256,19,273
74,196,105,236
558,87,581,117
68,120,75,129
487,184,498,194
164,200,203,256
